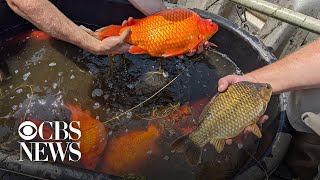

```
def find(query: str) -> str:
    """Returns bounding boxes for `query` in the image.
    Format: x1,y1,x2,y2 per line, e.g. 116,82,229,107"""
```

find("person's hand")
80,25,131,55
128,0,167,16
218,74,269,145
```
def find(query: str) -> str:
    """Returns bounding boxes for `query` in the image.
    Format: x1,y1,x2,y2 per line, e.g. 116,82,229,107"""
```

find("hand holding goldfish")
218,75,269,145
94,8,219,58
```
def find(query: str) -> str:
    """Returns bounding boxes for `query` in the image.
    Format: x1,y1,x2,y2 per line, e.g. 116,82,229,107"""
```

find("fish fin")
171,134,202,165
162,48,188,58
210,139,225,153
249,123,262,138
129,46,148,54
95,25,123,40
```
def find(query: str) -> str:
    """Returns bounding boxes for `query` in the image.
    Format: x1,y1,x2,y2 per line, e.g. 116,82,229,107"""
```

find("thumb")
119,28,131,42
217,75,239,92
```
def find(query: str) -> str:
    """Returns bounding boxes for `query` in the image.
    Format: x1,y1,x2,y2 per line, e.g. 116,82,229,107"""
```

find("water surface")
0,29,259,180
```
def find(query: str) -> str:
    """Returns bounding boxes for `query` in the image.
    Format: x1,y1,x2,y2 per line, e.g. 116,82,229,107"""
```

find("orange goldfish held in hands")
96,8,219,57
101,124,160,176
66,104,107,170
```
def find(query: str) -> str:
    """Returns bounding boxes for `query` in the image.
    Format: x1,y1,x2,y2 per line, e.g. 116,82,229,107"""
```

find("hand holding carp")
171,81,272,165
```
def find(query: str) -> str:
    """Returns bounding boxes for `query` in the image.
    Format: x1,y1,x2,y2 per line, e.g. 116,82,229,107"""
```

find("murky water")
0,29,260,179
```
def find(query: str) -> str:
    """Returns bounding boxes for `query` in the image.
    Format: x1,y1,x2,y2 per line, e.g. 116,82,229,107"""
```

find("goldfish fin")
95,25,122,40
162,49,187,58
210,139,225,153
249,123,262,138
129,46,148,54
171,134,202,165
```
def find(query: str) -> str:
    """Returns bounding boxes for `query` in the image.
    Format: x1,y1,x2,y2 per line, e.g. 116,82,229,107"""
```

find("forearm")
6,0,102,54
247,39,320,94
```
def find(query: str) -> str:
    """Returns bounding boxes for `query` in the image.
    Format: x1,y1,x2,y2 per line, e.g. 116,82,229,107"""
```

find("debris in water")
27,47,46,65
12,105,18,110
126,112,132,119
125,129,129,133
34,86,42,92
93,102,100,109
103,94,109,100
127,84,134,89
14,70,19,74
164,156,169,161
38,99,46,105
70,75,75,79
162,71,169,78
16,89,23,94
49,62,56,67
52,83,58,89
9,85,13,89
92,89,103,97
147,150,152,154
58,72,63,76
108,131,113,136
96,116,100,120
22,72,31,81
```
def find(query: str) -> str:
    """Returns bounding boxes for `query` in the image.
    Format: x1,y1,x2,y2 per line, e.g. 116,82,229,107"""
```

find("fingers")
122,17,133,26
204,41,217,47
122,20,128,26
258,115,269,125
218,75,238,92
186,49,196,57
119,28,131,42
178,55,184,59
197,43,204,54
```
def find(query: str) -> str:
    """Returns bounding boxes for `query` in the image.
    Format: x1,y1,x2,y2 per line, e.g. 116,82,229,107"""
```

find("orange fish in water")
101,124,160,176
96,8,219,57
66,104,107,170
30,30,50,41
164,104,192,122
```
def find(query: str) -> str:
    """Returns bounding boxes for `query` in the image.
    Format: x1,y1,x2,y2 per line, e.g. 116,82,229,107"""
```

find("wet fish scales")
171,81,272,165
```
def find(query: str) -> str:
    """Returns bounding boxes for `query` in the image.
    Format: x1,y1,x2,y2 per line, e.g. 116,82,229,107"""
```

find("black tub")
0,0,291,179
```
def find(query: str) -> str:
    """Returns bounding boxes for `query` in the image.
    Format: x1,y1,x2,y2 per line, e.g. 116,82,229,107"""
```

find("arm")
6,0,129,55
219,38,320,94
218,38,320,145
247,38,320,93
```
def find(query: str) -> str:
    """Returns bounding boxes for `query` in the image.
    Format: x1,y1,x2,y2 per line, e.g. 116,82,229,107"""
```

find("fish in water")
95,8,219,57
171,81,272,165
101,124,160,176
164,104,192,122
66,104,107,170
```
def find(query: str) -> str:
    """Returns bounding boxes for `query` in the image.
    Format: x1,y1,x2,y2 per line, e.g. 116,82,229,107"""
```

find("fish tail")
171,133,202,165
95,25,123,40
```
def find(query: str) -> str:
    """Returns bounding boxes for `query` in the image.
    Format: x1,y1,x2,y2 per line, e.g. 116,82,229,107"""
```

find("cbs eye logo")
18,121,38,141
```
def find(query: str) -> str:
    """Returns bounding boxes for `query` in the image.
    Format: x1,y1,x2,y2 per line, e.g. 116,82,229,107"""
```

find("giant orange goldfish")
101,124,160,176
66,104,107,170
96,8,219,57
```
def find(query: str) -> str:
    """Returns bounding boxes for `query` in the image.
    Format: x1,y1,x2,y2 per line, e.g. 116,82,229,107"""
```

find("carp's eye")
265,84,271,89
